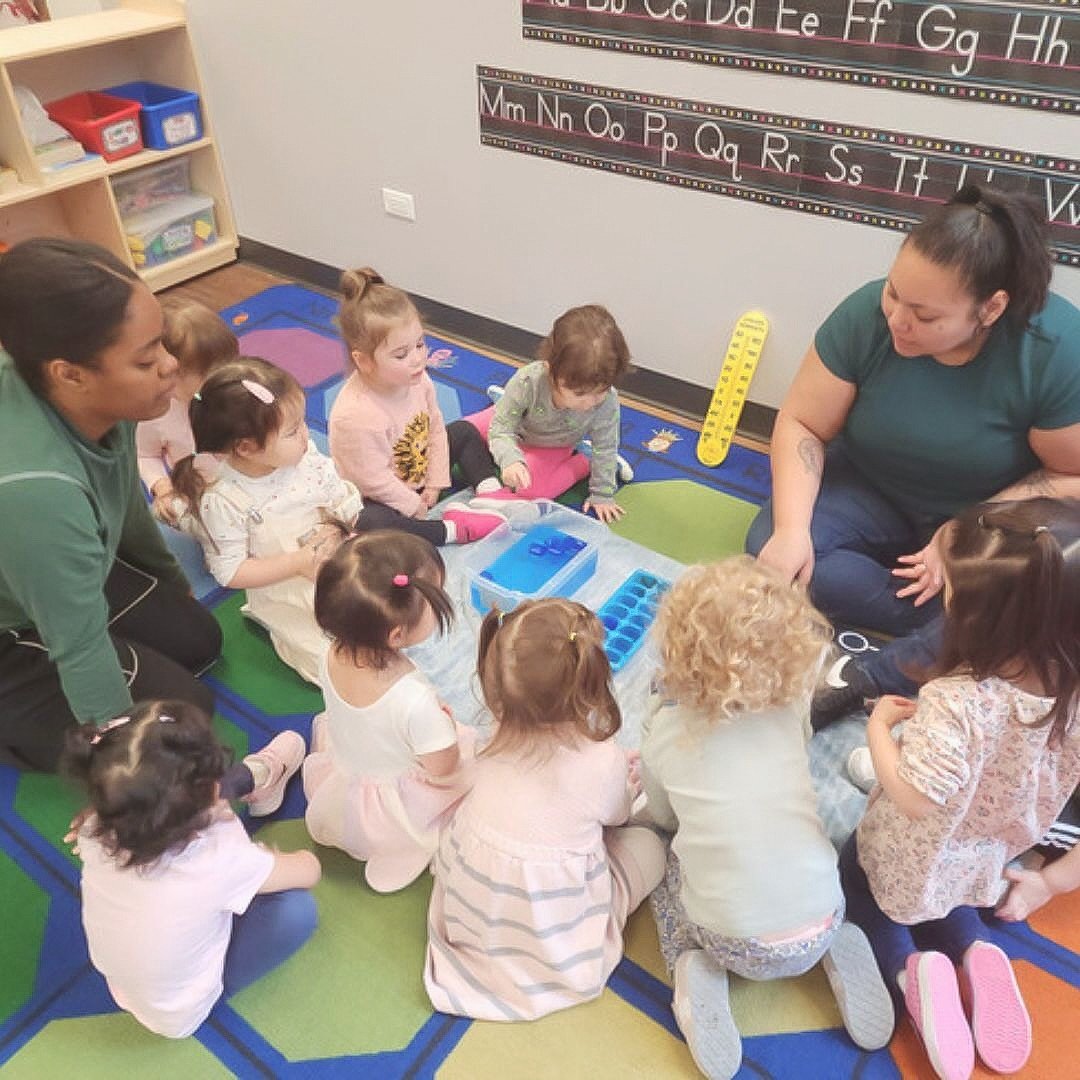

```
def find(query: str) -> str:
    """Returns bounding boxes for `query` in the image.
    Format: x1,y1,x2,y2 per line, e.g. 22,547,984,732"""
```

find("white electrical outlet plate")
382,187,416,221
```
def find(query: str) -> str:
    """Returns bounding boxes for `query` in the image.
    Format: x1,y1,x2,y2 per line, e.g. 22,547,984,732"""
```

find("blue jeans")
222,889,318,996
839,834,984,1008
745,447,943,695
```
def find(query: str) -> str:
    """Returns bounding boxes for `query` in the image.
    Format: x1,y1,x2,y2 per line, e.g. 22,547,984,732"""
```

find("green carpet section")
13,713,248,864
230,819,435,1060
212,593,324,715
2,1013,234,1078
14,774,85,867
611,479,758,564
0,850,48,1019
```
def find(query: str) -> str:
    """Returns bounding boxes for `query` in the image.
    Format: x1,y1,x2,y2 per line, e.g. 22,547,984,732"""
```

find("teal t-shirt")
815,281,1080,523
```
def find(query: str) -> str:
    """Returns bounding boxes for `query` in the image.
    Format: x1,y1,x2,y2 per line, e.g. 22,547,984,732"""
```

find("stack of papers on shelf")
34,137,88,168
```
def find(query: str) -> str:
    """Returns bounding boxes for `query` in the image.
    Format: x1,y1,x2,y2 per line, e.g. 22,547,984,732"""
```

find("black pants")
0,558,222,771
353,420,499,546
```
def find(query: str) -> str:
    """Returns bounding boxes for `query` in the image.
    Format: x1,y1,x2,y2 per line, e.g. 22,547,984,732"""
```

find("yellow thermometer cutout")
696,310,769,467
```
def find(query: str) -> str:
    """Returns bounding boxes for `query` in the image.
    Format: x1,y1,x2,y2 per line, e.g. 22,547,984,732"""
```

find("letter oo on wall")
584,102,625,141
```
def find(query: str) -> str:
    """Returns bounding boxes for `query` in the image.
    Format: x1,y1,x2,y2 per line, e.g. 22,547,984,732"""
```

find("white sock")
246,757,271,788
476,477,501,495
444,520,458,544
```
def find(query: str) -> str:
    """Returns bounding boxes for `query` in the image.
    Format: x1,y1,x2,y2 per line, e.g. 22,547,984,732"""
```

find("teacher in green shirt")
0,238,222,769
746,185,1080,728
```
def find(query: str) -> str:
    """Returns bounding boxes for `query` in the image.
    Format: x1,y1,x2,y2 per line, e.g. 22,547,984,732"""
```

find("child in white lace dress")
303,531,475,892
841,498,1080,1080
171,357,361,684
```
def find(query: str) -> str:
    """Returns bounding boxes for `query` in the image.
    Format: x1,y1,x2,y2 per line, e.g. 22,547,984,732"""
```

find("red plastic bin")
45,91,143,162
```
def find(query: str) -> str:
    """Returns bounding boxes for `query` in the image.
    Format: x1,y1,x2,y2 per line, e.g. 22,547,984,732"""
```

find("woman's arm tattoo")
796,437,824,479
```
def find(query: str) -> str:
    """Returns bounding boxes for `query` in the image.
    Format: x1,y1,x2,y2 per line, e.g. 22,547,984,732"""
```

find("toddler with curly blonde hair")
641,557,892,1079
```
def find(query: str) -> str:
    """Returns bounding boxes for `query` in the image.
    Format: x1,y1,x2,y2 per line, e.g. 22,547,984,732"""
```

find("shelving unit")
0,0,236,290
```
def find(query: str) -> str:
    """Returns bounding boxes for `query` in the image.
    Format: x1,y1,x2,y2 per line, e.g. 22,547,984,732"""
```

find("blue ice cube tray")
469,524,598,614
597,570,670,673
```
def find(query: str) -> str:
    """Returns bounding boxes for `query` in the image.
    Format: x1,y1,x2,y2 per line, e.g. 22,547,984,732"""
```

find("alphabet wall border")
477,67,1080,266
522,1,1079,115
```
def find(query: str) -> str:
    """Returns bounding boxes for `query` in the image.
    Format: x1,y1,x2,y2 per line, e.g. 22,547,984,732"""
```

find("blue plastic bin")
104,81,201,149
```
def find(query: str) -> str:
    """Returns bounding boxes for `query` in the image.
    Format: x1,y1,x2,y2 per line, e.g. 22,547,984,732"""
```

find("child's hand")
64,808,91,853
420,486,441,511
502,462,532,492
869,694,917,730
625,748,642,794
150,481,185,526
584,499,625,525
893,524,947,607
296,524,341,581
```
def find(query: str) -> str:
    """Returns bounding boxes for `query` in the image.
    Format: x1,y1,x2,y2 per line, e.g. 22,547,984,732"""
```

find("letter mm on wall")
523,0,1080,115
477,67,1080,266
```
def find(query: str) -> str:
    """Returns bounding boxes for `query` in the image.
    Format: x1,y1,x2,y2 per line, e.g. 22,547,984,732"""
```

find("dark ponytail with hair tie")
908,184,1052,328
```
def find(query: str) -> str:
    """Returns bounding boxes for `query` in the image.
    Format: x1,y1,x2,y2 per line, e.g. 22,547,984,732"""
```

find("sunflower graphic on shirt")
393,411,430,486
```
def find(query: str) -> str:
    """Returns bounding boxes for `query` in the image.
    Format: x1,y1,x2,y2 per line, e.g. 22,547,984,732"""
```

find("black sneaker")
811,656,878,731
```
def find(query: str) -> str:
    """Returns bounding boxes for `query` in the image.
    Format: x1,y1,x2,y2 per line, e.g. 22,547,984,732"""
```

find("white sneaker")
244,731,306,816
616,454,634,484
847,747,877,793
486,383,505,404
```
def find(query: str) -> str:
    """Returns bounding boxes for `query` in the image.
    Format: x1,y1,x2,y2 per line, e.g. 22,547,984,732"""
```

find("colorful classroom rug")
1,284,1077,1078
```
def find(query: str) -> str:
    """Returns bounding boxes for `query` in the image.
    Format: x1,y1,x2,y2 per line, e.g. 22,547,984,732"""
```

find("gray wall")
186,0,1079,408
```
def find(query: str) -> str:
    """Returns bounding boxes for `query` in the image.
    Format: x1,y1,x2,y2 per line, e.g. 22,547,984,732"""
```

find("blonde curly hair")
655,556,830,723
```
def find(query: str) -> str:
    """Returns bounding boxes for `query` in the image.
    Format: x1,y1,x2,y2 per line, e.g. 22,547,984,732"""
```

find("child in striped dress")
424,598,666,1020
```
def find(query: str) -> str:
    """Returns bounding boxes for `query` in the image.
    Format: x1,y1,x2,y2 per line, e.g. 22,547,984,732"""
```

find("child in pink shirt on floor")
329,268,514,545
424,598,666,1021
136,298,239,527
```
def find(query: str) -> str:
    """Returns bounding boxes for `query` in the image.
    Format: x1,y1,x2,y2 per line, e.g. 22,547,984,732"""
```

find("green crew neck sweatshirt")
0,351,186,724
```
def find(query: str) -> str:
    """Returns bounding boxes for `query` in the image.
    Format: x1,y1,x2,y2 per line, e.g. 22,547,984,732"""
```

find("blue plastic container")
105,81,201,149
469,524,598,614
596,570,670,672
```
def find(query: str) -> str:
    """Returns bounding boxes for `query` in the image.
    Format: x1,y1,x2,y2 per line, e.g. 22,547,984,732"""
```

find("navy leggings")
839,833,985,1007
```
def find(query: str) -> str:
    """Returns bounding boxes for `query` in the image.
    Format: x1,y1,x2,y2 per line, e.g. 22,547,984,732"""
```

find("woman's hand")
995,866,1053,922
501,462,532,493
584,498,625,525
893,524,947,606
757,526,815,585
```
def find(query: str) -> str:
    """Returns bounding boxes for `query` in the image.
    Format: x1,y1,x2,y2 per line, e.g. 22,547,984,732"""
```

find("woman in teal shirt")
0,238,222,769
746,185,1080,727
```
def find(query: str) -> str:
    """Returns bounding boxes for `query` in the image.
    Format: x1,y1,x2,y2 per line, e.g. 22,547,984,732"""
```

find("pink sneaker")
442,503,507,543
243,730,306,817
904,951,975,1080
961,941,1032,1074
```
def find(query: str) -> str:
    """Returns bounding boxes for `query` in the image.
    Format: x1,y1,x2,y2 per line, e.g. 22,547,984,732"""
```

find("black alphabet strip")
477,67,1080,266
522,1,1080,114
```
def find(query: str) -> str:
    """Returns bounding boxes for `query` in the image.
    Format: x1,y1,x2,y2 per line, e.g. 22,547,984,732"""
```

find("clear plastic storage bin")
122,192,216,267
111,157,192,218
462,517,599,615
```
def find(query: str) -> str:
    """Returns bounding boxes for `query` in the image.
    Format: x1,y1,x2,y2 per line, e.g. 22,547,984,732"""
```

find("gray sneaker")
821,922,895,1050
672,950,742,1079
